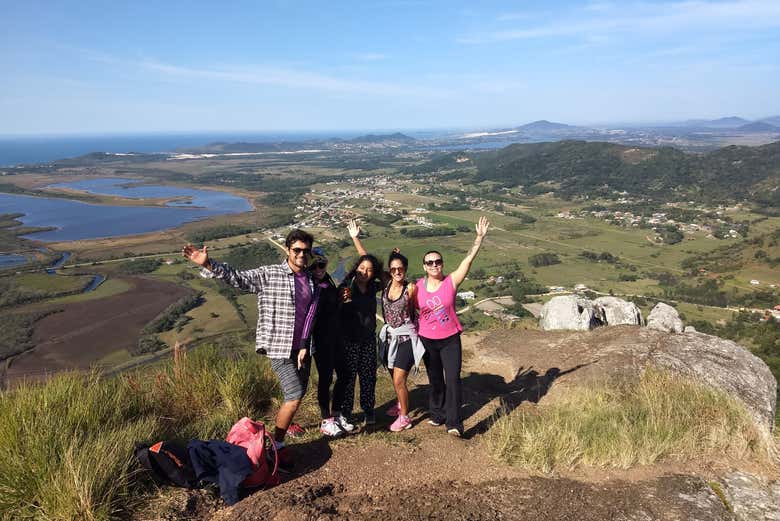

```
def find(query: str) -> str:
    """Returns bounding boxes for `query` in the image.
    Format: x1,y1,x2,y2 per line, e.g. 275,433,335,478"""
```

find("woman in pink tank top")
415,216,489,437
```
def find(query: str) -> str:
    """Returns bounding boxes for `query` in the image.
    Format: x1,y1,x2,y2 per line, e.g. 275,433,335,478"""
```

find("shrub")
529,253,561,268
118,258,161,275
484,370,771,472
0,344,277,520
187,224,254,245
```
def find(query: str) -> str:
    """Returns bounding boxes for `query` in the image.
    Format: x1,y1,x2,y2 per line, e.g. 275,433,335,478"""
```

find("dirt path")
133,331,753,521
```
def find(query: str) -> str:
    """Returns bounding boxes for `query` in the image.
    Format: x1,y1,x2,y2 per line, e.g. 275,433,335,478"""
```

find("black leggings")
333,337,377,418
313,340,341,419
421,333,463,431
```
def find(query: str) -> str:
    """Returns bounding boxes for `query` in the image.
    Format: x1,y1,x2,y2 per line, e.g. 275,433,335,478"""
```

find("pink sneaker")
386,402,400,417
287,423,305,438
390,415,412,432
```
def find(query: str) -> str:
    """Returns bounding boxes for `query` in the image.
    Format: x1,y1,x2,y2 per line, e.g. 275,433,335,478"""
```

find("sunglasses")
424,259,443,267
313,261,327,269
389,266,405,273
290,247,312,256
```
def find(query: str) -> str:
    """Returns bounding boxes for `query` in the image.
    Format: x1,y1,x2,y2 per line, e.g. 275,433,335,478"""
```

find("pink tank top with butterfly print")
415,275,463,339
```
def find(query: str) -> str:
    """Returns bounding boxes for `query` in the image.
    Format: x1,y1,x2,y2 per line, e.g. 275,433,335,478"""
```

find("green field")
1,155,777,377
15,273,93,293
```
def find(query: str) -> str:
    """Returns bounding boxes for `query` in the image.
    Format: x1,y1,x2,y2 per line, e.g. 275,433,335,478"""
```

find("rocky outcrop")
540,295,643,331
593,296,643,326
647,302,684,333
474,327,777,434
539,295,598,331
649,330,776,432
721,472,780,521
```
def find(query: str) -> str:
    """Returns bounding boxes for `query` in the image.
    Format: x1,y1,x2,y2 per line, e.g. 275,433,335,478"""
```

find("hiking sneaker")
335,413,355,432
320,418,343,437
390,414,412,432
427,419,443,426
287,423,305,438
386,402,400,417
364,411,376,425
447,428,462,437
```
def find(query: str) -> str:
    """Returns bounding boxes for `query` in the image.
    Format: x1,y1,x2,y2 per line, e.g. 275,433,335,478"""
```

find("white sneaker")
320,418,343,437
335,413,355,432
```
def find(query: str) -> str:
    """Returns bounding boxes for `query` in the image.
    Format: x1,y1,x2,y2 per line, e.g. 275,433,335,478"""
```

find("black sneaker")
427,419,443,426
364,411,376,425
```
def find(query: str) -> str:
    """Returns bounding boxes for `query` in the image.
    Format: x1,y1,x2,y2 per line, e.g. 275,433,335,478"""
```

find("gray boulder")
721,472,780,521
649,330,777,433
476,327,777,435
539,295,598,331
647,302,684,333
593,296,643,326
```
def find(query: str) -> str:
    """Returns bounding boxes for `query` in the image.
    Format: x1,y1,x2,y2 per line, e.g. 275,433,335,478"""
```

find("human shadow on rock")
461,364,589,439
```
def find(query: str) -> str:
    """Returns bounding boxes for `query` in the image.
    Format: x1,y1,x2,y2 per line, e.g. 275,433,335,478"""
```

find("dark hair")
285,229,314,248
388,251,408,270
422,250,443,263
344,254,382,285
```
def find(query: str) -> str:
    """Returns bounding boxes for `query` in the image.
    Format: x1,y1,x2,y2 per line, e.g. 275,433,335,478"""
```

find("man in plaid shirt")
182,229,319,469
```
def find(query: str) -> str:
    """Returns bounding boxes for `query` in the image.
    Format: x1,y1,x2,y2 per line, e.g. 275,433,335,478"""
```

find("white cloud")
354,53,387,62
117,57,456,100
462,0,780,43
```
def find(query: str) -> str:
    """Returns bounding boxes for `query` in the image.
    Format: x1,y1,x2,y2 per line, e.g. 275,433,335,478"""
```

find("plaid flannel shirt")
206,260,318,359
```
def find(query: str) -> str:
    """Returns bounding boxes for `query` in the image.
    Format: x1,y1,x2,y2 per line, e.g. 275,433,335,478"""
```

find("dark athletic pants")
313,340,343,419
333,337,377,418
421,333,463,432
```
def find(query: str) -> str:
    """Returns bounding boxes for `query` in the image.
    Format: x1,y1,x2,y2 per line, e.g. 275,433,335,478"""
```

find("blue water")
0,132,356,167
0,253,27,268
83,274,105,292
0,179,252,242
49,178,249,212
46,252,72,273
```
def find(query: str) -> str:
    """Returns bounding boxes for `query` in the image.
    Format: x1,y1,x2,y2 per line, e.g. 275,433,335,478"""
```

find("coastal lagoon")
0,178,252,242
0,253,28,268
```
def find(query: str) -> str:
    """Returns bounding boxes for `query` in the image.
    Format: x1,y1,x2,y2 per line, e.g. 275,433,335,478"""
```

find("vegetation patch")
529,253,561,267
0,344,277,521
484,370,771,472
186,224,255,245
118,258,162,275
221,242,283,269
0,309,61,361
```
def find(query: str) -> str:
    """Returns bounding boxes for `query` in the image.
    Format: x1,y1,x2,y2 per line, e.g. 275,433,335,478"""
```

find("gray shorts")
270,353,311,402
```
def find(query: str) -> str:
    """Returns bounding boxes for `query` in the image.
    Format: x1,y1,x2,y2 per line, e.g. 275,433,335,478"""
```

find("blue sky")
1,0,779,134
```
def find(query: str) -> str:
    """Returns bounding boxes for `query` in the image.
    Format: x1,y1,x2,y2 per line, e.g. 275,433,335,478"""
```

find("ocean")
0,132,343,167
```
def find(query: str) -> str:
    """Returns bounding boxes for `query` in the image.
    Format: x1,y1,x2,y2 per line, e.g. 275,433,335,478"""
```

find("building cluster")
566,205,745,240
290,176,404,229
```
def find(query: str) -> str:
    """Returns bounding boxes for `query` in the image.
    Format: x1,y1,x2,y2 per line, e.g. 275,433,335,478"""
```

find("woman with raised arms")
347,220,425,432
331,244,383,428
415,216,489,437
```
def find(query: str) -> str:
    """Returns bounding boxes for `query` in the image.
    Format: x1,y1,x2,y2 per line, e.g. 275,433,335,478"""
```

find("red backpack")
226,417,279,488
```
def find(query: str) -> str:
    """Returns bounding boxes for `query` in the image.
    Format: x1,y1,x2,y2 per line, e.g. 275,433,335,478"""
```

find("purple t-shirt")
292,272,312,351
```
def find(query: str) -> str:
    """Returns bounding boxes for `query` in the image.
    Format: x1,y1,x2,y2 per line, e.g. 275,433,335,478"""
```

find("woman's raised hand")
475,216,490,239
182,243,209,267
347,219,361,238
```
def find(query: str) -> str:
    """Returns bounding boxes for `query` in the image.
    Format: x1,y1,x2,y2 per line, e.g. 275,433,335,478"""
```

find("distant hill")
678,117,751,128
759,116,780,127
417,140,780,207
349,132,416,144
702,117,752,128
515,120,579,133
737,121,780,132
